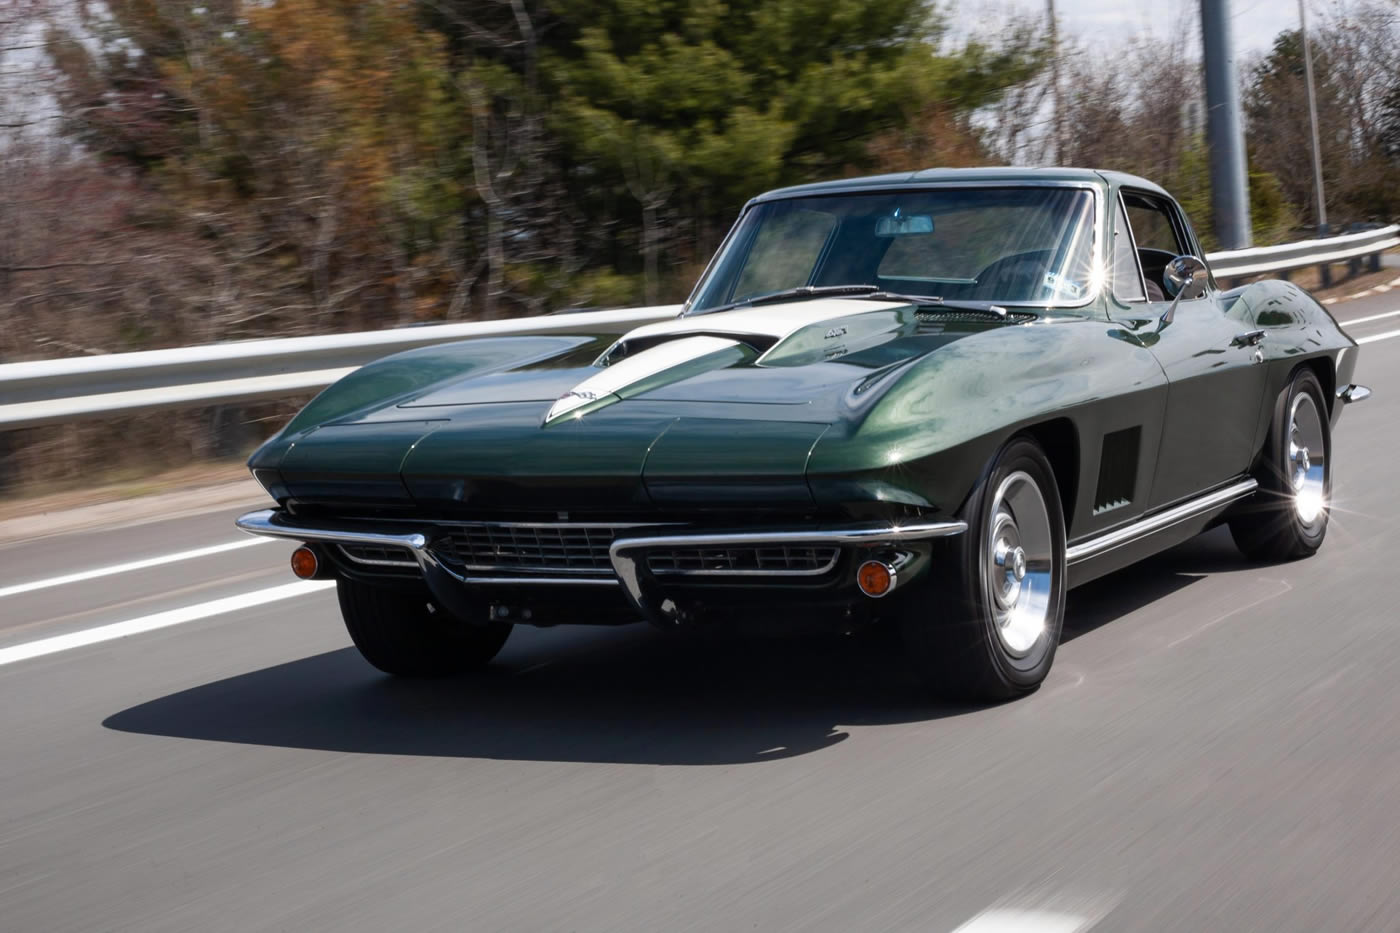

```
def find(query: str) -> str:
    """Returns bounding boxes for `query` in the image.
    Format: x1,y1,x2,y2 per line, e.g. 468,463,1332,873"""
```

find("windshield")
687,186,1099,313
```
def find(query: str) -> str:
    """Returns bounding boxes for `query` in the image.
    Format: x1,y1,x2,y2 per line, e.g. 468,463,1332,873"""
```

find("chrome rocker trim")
1066,478,1258,565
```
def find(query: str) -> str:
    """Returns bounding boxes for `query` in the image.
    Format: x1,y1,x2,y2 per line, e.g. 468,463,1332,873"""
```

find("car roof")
748,167,1171,205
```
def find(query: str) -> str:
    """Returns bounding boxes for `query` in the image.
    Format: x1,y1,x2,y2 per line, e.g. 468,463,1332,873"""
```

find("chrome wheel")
984,470,1054,657
1288,392,1327,528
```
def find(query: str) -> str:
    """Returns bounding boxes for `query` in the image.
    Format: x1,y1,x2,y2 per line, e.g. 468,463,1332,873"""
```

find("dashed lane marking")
0,538,273,599
1339,308,1400,327
1357,327,1400,344
0,580,334,667
951,909,1095,933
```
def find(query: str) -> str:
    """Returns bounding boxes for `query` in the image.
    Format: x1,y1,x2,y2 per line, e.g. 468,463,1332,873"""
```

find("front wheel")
1229,367,1331,561
337,578,512,677
898,436,1067,700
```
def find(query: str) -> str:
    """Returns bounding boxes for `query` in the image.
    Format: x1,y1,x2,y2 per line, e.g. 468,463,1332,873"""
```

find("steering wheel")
969,249,1055,301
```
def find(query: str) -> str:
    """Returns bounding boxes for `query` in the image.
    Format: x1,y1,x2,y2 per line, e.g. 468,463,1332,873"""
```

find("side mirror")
1158,254,1209,329
1163,255,1209,301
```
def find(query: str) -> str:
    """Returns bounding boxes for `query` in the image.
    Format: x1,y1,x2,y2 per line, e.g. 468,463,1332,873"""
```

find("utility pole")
1048,0,1062,164
1299,0,1329,233
1200,0,1253,248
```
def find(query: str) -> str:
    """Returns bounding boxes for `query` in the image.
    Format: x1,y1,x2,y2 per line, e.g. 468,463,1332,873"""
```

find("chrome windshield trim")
684,181,1106,314
1066,479,1258,565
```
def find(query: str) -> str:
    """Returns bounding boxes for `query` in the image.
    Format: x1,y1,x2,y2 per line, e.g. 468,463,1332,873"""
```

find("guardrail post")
1370,252,1382,274
1319,262,1332,288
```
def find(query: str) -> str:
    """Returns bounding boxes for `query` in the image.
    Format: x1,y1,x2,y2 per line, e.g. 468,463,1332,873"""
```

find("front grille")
431,523,637,574
646,545,839,576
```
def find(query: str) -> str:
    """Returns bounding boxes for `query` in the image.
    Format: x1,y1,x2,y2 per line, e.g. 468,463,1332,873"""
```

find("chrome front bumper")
235,509,968,625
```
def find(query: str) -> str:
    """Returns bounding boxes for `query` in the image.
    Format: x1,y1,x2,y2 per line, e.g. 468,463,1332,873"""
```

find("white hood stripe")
544,335,740,423
544,298,912,425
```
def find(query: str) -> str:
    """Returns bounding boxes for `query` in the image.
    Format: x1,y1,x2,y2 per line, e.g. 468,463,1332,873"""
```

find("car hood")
256,298,1031,511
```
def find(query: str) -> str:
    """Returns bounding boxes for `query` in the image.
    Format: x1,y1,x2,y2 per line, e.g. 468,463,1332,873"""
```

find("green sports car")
237,167,1369,699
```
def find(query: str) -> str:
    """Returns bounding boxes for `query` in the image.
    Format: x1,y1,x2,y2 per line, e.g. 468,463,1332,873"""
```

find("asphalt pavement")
2,297,1399,932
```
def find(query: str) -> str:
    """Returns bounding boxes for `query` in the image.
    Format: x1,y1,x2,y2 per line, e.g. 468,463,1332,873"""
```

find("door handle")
1231,329,1266,348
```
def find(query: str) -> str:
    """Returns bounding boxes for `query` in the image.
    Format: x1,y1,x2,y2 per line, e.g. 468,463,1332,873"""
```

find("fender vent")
1093,427,1141,515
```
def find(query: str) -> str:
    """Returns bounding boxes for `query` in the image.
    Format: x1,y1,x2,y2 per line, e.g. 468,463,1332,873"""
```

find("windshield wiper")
694,284,882,315
692,285,1027,320
858,292,1014,319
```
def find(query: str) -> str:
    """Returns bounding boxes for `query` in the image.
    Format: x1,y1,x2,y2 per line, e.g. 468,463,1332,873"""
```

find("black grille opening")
646,545,839,575
431,524,625,574
337,543,418,568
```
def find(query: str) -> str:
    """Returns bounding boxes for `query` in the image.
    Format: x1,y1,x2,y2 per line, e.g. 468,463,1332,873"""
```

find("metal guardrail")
1206,224,1399,281
0,305,680,430
0,223,1395,432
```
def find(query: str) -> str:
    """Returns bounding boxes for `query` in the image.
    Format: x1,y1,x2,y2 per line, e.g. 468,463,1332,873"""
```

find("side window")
1122,191,1189,301
733,208,835,301
1111,198,1146,303
1123,194,1186,255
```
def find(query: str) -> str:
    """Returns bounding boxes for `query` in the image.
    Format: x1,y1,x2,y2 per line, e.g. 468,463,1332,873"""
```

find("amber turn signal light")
856,559,896,598
290,545,320,580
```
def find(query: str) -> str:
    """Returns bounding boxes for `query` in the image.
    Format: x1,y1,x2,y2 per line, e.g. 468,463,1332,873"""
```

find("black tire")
1229,368,1331,562
336,578,511,677
898,436,1067,700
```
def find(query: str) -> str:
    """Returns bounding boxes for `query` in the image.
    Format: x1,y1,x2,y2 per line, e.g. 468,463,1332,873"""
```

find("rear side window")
1112,199,1146,303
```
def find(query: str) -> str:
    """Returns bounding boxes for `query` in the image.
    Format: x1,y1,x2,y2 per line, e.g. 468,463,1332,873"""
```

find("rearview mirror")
874,212,934,237
1163,255,1209,301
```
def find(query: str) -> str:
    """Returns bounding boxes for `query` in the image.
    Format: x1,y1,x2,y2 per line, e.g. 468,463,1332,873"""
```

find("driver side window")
1122,191,1190,302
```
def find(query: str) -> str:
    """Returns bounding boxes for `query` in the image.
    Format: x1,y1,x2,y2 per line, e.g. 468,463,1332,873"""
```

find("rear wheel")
898,437,1066,700
336,578,511,677
1230,368,1331,561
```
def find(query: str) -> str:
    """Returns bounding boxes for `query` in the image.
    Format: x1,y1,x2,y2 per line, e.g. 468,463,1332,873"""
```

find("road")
2,297,1399,932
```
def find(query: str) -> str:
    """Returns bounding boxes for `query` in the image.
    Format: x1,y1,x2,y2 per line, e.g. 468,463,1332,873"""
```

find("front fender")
806,318,1167,519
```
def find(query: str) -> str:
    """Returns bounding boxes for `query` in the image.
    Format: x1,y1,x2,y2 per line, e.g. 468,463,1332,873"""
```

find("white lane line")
0,580,334,667
1340,308,1400,326
0,538,273,599
1357,327,1400,344
951,909,1093,933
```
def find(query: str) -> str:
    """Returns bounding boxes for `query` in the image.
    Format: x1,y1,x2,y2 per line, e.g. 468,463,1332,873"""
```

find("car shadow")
1063,525,1249,642
104,527,1252,766
103,622,991,766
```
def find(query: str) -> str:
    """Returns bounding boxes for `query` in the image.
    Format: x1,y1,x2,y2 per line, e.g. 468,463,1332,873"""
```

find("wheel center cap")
1010,547,1027,581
